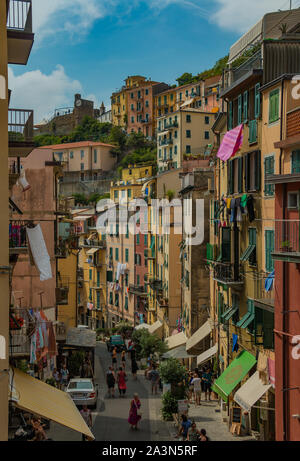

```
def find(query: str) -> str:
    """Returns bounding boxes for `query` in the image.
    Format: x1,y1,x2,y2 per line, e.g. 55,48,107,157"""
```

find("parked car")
106,335,126,353
66,378,98,409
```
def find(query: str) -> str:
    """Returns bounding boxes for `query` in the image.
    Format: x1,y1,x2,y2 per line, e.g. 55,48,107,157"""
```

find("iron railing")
8,109,33,143
254,273,274,306
159,138,173,146
274,220,300,254
213,262,244,284
232,49,263,84
7,0,32,32
9,307,35,356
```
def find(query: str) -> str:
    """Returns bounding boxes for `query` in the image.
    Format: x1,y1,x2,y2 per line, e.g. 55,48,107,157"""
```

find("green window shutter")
264,156,275,196
228,101,233,130
109,291,113,304
254,306,264,346
269,89,279,123
221,227,231,262
218,292,224,324
136,233,140,245
124,297,128,310
265,230,275,272
238,94,242,125
144,234,148,246
254,151,261,191
244,153,249,192
255,83,261,118
115,248,119,261
238,157,243,193
243,91,248,122
109,247,113,258
89,269,92,280
96,291,100,308
292,150,300,173
97,271,100,286
89,289,92,301
125,248,129,262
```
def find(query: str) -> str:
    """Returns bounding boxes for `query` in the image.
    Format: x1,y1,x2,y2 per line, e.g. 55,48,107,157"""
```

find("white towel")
26,224,52,281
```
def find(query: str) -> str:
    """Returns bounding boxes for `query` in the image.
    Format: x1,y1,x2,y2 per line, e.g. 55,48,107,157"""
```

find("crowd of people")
187,365,214,405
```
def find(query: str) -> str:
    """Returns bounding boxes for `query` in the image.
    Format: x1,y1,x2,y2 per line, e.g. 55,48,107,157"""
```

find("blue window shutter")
255,83,261,118
238,94,242,125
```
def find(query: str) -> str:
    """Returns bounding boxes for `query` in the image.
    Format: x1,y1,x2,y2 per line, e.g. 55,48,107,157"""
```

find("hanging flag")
217,124,243,162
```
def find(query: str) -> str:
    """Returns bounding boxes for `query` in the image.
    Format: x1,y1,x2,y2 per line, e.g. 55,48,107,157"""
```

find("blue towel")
265,270,275,292
232,334,239,353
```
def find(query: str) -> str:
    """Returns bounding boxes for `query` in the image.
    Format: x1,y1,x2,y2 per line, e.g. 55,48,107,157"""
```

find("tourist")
128,393,142,430
80,405,93,441
121,350,126,369
191,372,202,406
52,368,61,389
117,367,127,397
148,364,160,395
202,367,213,401
131,358,139,380
60,364,69,390
175,414,192,441
106,366,116,398
187,421,201,441
112,347,118,370
199,428,210,441
188,371,194,403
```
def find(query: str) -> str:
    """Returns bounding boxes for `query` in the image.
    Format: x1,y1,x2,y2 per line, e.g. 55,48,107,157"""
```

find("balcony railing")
159,138,173,146
249,119,257,144
213,262,244,285
8,109,33,143
9,220,27,251
232,49,263,84
273,220,300,260
254,273,274,307
7,0,32,32
9,307,34,356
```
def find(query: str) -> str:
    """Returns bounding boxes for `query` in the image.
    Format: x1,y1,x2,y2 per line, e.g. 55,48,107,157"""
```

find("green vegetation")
132,329,167,359
161,391,178,421
68,350,85,378
72,192,110,206
176,55,229,86
159,357,188,385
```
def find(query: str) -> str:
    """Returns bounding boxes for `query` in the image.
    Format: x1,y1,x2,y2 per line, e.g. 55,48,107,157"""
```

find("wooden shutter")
243,90,248,122
228,101,233,130
244,153,250,192
265,230,275,272
238,94,242,124
238,157,243,193
255,83,261,119
292,150,300,173
254,151,261,191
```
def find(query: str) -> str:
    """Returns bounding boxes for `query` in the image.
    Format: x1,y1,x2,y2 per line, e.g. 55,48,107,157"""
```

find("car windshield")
68,381,93,390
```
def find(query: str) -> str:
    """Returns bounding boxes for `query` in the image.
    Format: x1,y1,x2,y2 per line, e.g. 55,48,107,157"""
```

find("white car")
66,378,98,409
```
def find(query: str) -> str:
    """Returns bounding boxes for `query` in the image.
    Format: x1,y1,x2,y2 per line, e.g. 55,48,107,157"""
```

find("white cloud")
212,0,292,33
8,65,82,123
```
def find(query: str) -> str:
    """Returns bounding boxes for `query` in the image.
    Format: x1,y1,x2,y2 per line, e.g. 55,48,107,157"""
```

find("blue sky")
8,0,296,122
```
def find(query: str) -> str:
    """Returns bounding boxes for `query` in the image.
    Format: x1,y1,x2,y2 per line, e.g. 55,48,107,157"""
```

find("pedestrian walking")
188,371,194,403
128,393,141,430
112,347,118,370
52,368,61,389
175,414,192,441
60,364,69,390
117,367,127,397
106,366,116,398
191,372,202,406
121,350,126,370
187,422,201,442
80,405,93,441
202,367,213,401
131,358,139,380
148,364,160,395
199,428,210,441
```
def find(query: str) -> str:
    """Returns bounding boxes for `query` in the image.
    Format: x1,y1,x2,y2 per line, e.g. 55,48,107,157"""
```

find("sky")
8,0,299,123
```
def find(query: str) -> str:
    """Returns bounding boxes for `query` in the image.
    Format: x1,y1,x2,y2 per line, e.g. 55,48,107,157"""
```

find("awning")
165,331,187,350
217,124,243,162
186,320,212,352
86,248,99,255
163,344,196,360
73,215,92,221
180,98,194,108
197,344,218,366
212,350,257,402
233,371,272,411
66,327,96,348
9,368,94,439
148,319,163,336
135,323,151,331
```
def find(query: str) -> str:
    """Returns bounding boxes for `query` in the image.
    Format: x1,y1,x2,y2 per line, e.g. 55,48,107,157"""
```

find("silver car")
66,378,98,409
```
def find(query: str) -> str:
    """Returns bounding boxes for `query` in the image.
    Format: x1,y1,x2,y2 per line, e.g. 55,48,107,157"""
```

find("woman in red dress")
117,367,127,397
128,393,141,430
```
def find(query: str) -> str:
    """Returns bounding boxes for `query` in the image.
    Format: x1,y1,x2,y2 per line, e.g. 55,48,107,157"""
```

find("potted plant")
280,240,292,252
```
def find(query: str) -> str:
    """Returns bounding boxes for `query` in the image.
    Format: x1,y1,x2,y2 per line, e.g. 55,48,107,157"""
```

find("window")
96,291,100,309
243,91,248,122
109,291,113,304
265,230,274,272
228,157,243,194
89,289,92,301
159,149,162,158
125,248,129,262
124,296,128,310
186,145,191,154
80,163,84,171
136,233,140,245
218,292,225,324
245,151,261,192
146,100,149,108
144,234,148,245
264,156,275,196
80,150,84,159
94,149,97,163
70,151,74,159
137,275,140,286
291,150,300,173
109,248,113,259
125,273,128,286
255,83,261,119
185,90,189,97
254,306,274,349
221,227,231,262
97,271,100,287
240,228,256,265
131,104,134,110
228,101,233,130
186,130,191,138
89,269,92,280
174,145,177,155
205,131,210,140
205,116,209,125
115,293,119,307
138,90,141,99
288,192,299,209
131,92,134,99
128,189,131,198
269,88,279,123
236,299,255,333
115,248,119,261
186,114,191,123
145,89,149,95
174,130,177,139
131,116,134,123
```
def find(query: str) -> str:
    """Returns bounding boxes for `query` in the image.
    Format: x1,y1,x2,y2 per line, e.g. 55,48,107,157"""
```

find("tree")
176,72,194,86
132,329,167,359
159,357,188,385
115,320,133,337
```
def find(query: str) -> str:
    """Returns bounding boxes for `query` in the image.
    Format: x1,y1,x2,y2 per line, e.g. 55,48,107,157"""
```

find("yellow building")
111,76,147,128
57,251,78,330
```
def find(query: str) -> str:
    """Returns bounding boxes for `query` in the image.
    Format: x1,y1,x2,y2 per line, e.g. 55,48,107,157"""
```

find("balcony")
212,262,244,286
254,273,274,309
165,121,178,129
56,276,70,305
9,160,19,190
248,119,257,144
9,220,27,255
232,50,262,84
9,308,33,357
159,138,173,146
273,220,300,263
149,278,163,291
8,109,34,157
7,0,34,65
129,284,148,297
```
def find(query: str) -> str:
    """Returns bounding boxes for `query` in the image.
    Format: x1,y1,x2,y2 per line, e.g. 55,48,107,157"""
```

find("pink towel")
267,358,275,388
217,124,244,161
